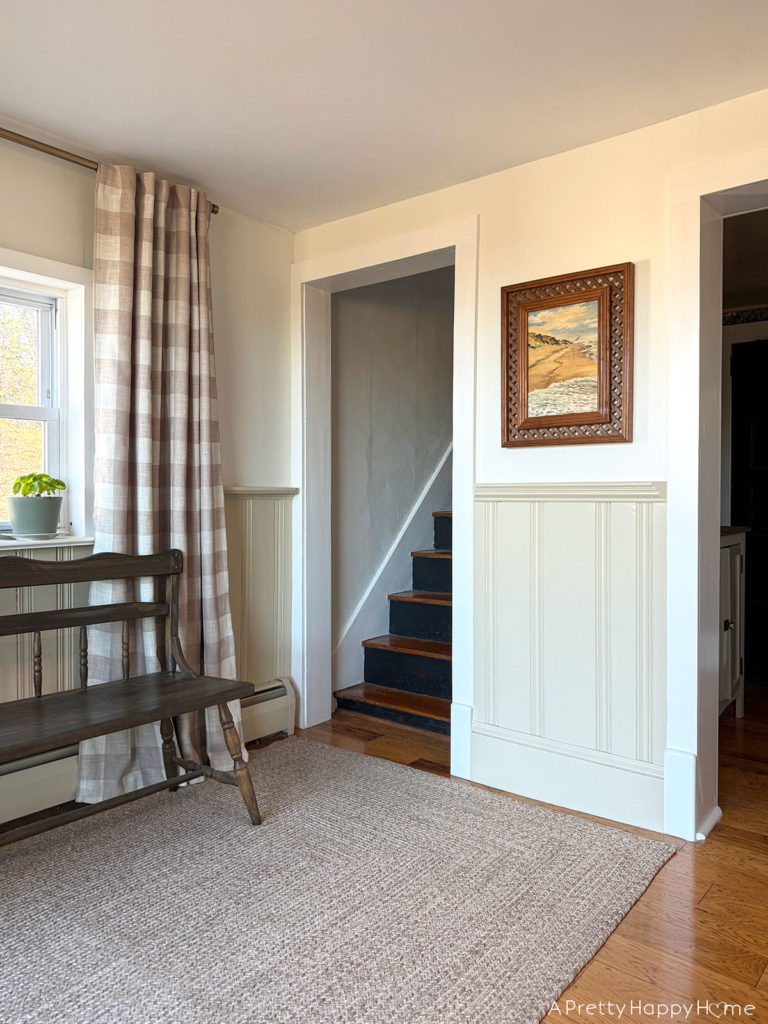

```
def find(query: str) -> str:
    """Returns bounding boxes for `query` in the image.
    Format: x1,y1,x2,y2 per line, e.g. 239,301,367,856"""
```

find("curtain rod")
0,125,220,214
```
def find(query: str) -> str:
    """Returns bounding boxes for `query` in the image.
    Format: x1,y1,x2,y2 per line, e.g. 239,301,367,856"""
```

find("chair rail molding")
472,480,667,832
475,481,667,502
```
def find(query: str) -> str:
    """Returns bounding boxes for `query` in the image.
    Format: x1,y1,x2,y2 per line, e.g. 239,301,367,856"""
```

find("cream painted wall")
0,138,295,489
209,209,294,486
331,267,454,640
295,89,768,492
0,139,94,268
294,87,768,836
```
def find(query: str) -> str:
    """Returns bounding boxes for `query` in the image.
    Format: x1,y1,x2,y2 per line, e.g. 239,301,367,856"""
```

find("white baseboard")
696,804,723,841
471,728,665,833
450,702,472,780
241,677,297,742
333,445,452,691
663,747,697,840
0,752,78,825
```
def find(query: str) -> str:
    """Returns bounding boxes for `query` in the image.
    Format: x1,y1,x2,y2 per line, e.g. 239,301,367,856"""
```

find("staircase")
334,511,452,734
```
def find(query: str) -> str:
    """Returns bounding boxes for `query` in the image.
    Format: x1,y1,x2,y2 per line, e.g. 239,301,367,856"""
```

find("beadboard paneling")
472,483,667,830
224,487,296,692
0,542,93,705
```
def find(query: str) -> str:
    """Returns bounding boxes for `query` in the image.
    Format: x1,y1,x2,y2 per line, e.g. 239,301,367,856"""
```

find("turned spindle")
79,625,88,688
121,620,129,680
33,630,42,698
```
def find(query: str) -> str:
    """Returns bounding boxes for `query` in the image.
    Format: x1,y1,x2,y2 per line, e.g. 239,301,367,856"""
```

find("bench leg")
160,717,179,789
217,702,262,825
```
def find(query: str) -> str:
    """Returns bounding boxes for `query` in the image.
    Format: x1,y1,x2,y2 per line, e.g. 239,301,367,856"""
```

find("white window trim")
0,286,59,526
0,246,93,539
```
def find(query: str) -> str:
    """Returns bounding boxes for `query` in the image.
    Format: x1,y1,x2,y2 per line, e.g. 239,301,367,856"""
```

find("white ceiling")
3,0,768,231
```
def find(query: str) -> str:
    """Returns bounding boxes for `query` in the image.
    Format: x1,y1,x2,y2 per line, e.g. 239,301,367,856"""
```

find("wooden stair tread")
362,634,451,660
432,511,452,518
388,590,452,606
410,549,452,559
0,672,254,765
334,683,450,722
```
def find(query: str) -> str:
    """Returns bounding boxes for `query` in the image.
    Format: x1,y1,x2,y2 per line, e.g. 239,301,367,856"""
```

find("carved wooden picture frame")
502,263,634,447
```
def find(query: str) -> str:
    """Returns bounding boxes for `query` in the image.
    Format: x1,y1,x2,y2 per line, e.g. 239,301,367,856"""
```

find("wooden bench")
0,549,262,846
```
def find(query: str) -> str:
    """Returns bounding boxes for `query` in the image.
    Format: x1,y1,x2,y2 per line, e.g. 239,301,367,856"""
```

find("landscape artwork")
502,262,634,447
526,300,599,417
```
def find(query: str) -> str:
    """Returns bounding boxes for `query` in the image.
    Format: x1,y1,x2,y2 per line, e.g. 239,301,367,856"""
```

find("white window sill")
0,535,94,552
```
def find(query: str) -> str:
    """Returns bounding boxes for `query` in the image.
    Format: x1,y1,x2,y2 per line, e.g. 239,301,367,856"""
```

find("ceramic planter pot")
8,495,63,538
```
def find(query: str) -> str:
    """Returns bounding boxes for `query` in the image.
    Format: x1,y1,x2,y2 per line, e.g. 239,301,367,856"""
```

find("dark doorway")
731,338,768,677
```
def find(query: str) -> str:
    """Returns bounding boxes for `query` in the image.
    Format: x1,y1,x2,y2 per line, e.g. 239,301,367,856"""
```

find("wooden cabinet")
720,530,746,717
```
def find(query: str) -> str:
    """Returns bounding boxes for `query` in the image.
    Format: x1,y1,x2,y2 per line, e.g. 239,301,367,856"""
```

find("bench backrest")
0,549,185,696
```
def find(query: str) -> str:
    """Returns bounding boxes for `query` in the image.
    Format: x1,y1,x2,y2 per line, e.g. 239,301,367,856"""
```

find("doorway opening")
718,209,768,791
330,268,454,748
290,218,478,779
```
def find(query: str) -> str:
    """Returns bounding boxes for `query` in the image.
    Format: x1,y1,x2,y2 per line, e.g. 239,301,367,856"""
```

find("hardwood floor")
291,690,768,1022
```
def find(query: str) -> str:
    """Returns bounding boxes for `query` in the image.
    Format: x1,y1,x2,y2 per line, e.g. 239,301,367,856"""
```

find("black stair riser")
433,517,452,550
389,600,451,642
364,648,451,699
412,555,451,592
334,696,450,735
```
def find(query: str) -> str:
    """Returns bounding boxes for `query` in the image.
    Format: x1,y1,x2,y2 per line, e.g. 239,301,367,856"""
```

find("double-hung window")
0,286,60,528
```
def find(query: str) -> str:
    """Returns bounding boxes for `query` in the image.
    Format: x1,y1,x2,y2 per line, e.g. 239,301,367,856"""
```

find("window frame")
0,286,61,531
0,248,93,540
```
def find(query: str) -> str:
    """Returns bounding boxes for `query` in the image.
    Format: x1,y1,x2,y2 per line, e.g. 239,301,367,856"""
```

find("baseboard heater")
0,677,296,826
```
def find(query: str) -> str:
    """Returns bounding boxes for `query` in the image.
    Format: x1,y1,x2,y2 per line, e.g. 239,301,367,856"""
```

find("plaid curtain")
77,163,244,802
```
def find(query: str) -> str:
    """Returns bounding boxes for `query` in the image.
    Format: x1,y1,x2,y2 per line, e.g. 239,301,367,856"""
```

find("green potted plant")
8,473,66,538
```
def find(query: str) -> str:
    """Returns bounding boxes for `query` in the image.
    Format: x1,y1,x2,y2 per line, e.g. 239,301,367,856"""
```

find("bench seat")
0,672,254,765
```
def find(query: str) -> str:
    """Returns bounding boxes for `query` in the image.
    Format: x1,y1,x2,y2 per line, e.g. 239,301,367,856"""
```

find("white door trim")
667,147,768,839
290,217,479,778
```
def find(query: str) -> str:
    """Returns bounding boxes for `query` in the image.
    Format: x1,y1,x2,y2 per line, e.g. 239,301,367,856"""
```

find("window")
0,287,60,527
0,249,92,539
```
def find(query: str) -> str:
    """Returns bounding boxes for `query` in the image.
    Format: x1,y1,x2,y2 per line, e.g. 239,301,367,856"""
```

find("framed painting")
501,263,634,446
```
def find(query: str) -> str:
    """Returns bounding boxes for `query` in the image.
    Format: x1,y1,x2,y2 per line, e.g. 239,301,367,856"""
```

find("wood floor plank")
331,707,440,739
363,732,450,768
408,758,450,777
612,895,768,984
698,881,768,934
599,932,768,1008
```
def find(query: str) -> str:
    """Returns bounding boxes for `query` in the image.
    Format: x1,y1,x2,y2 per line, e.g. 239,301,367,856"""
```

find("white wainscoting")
0,540,93,823
224,487,297,739
0,540,94,706
472,482,667,831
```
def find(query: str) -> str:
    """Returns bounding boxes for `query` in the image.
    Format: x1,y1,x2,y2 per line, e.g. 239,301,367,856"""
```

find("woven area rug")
0,737,674,1024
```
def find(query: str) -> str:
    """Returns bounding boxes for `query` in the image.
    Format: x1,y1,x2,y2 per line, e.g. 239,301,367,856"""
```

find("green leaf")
10,472,67,497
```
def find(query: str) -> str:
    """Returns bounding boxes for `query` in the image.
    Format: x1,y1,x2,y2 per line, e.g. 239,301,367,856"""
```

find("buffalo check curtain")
77,163,244,802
